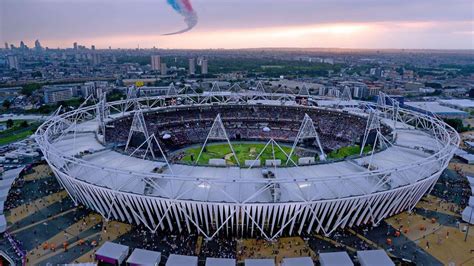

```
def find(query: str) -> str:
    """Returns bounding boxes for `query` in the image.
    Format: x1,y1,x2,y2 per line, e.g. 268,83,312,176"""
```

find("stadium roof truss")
35,91,459,240
287,114,326,163
196,114,240,166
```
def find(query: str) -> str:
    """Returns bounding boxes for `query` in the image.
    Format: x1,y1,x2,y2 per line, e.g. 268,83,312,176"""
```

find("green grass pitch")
181,142,298,166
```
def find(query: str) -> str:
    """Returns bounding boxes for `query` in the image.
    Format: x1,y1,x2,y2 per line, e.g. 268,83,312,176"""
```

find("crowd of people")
106,104,376,155
119,224,198,259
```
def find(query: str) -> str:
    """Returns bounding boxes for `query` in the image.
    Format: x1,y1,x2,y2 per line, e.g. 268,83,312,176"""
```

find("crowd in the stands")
105,105,382,154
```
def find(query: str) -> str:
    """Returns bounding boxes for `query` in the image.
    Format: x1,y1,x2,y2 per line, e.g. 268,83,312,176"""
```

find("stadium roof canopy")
126,248,161,265
205,257,236,266
281,256,314,266
245,259,275,266
356,250,394,266
319,252,354,266
51,110,443,203
95,242,129,265
405,101,468,118
0,167,25,232
166,254,198,266
439,99,474,109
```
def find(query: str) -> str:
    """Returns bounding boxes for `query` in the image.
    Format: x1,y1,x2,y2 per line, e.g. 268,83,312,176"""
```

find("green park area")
0,120,40,146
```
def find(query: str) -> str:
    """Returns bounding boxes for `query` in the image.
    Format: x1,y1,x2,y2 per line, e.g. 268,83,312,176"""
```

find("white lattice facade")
35,92,459,240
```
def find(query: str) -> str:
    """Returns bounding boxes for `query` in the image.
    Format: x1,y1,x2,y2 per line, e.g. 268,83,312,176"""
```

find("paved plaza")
0,163,472,265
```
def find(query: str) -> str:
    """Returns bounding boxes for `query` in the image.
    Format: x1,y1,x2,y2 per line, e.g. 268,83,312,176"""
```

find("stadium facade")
35,89,459,240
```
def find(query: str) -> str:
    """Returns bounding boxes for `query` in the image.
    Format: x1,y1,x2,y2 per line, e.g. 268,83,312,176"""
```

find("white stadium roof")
439,99,474,109
405,101,468,116
36,92,459,239
52,119,440,203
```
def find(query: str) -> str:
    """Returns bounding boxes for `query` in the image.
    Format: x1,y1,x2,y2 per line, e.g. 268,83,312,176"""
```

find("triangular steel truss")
180,85,197,95
360,110,392,169
96,89,108,142
167,83,178,96
298,84,310,96
287,114,326,163
122,86,138,115
341,86,352,101
255,81,266,94
210,82,221,93
128,133,173,173
196,114,240,166
125,107,153,156
377,91,387,109
248,138,298,169
229,83,243,92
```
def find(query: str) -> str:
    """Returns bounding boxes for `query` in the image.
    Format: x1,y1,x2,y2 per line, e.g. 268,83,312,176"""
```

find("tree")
2,100,11,109
20,121,29,128
21,83,42,96
32,71,43,78
6,119,13,128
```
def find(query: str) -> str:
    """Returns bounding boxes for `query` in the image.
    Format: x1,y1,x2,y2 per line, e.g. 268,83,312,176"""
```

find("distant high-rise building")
197,56,204,66
188,58,196,75
43,86,74,104
201,59,208,74
160,63,167,75
19,41,28,50
92,54,101,65
4,42,8,50
151,55,161,71
7,55,19,70
91,45,95,51
73,42,78,50
34,40,42,51
10,44,15,50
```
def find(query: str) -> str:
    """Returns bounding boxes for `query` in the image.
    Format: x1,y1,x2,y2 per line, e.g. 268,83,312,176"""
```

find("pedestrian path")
29,213,103,265
74,220,132,263
6,190,68,225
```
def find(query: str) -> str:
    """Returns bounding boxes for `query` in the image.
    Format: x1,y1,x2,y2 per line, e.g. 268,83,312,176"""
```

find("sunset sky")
1,0,473,49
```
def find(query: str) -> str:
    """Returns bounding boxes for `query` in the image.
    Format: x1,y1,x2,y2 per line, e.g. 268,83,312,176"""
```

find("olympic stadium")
34,86,459,240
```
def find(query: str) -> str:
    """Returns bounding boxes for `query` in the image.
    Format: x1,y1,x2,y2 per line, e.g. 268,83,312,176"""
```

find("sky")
0,0,473,49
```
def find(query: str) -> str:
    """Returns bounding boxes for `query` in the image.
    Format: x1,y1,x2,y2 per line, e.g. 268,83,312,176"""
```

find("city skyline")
1,0,473,50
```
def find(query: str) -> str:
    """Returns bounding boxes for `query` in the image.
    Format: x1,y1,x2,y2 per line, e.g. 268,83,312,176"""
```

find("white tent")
126,248,161,266
319,252,354,266
95,241,129,265
467,176,474,186
0,215,6,233
245,259,275,266
462,206,474,224
166,254,198,266
357,250,394,266
205,257,236,266
281,256,314,266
